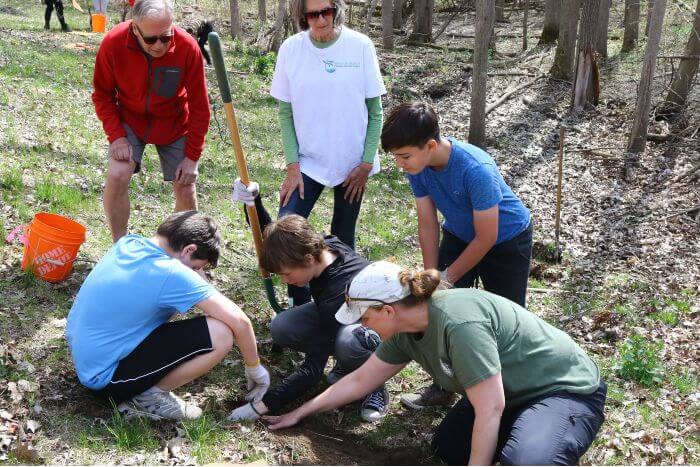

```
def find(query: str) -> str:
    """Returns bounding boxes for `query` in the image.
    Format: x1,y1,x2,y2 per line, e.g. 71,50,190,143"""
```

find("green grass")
104,410,159,452
180,415,230,464
35,179,84,211
668,370,698,395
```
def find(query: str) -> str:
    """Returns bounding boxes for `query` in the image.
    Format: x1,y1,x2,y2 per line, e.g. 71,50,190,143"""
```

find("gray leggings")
269,302,381,372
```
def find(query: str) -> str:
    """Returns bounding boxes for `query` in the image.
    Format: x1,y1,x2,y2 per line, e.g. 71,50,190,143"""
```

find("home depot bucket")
21,213,86,283
91,13,107,33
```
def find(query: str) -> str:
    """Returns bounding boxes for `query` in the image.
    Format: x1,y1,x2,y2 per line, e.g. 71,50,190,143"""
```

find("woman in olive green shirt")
265,261,607,465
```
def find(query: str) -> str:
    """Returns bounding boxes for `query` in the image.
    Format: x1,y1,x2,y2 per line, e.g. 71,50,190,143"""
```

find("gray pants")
270,302,381,373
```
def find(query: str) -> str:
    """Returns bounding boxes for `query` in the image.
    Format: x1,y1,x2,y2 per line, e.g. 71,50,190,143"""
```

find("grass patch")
180,414,229,464
35,178,83,211
1,168,24,191
105,410,159,452
668,370,698,395
613,335,665,387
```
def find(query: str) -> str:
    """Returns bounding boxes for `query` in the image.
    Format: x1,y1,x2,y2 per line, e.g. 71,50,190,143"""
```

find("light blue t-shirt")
66,235,215,390
407,138,531,244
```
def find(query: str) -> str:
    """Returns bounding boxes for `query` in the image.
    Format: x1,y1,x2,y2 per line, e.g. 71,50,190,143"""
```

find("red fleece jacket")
92,21,210,161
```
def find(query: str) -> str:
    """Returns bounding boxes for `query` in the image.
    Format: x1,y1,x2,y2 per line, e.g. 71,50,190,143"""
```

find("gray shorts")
123,123,186,182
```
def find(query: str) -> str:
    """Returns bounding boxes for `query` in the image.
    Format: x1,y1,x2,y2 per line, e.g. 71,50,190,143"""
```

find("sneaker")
400,383,457,410
326,363,350,385
118,391,202,421
61,23,72,32
360,387,389,422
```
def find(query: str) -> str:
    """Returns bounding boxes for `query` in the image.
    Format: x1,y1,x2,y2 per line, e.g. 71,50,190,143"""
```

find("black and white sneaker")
360,387,390,422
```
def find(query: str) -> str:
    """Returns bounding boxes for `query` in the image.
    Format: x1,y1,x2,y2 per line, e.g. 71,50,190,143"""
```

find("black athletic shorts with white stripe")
91,316,213,403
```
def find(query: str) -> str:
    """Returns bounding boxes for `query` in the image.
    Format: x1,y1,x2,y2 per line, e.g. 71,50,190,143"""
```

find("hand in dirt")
279,162,304,207
109,137,133,161
263,411,301,430
342,162,373,204
175,157,199,185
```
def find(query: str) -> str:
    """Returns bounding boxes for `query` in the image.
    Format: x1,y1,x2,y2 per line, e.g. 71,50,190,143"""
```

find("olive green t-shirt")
375,289,600,409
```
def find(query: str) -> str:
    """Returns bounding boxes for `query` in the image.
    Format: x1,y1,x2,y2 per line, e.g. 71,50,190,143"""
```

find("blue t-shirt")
407,138,531,244
66,235,215,390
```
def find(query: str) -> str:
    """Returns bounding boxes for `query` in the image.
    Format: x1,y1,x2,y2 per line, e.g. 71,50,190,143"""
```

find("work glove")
231,177,259,206
227,402,261,422
244,363,270,402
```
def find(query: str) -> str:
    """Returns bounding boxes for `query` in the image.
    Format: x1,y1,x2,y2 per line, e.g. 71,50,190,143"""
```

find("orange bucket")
91,13,107,33
21,213,86,283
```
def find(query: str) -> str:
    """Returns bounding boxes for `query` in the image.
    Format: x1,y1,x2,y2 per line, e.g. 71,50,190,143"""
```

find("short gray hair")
132,0,173,22
291,0,346,31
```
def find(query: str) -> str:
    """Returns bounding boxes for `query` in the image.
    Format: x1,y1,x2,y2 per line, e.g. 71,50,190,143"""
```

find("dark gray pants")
432,381,607,465
269,302,381,373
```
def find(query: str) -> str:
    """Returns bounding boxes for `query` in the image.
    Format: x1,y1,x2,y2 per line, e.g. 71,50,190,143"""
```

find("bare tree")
572,0,601,110
393,0,410,28
522,0,529,50
495,0,506,21
382,0,394,48
659,0,700,116
411,0,434,42
269,0,287,52
259,0,267,21
621,0,640,52
596,0,611,57
550,0,580,80
365,0,380,32
645,0,655,35
626,0,667,177
469,0,495,147
539,0,561,44
230,0,243,39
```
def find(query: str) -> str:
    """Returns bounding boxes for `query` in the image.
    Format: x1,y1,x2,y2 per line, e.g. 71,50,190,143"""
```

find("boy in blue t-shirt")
66,211,270,421
380,102,533,409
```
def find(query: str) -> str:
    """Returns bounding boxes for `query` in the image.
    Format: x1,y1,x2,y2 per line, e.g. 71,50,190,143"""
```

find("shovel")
208,32,285,314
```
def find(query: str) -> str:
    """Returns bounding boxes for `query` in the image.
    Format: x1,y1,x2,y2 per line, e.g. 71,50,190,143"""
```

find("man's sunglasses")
304,6,336,22
134,23,173,45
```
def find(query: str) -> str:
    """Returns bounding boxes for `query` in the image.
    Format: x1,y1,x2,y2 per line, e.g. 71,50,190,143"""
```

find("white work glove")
227,402,261,422
440,269,453,286
231,177,259,206
244,363,270,402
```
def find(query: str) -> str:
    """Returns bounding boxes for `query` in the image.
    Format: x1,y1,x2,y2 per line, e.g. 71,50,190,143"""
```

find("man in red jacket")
93,0,211,241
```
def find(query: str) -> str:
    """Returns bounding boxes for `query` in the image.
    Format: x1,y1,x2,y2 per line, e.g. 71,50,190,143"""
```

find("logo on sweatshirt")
440,358,454,378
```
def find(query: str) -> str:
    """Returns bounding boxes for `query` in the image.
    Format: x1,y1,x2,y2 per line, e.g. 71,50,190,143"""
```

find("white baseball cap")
335,261,411,325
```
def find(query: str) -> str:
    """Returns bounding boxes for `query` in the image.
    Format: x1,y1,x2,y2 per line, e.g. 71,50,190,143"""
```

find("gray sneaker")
400,384,457,410
118,391,202,421
360,387,390,422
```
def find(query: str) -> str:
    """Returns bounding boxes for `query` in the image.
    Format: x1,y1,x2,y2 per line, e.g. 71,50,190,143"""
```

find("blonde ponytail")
398,268,441,301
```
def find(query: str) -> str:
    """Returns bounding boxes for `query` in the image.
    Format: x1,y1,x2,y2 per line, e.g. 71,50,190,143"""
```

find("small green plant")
254,52,276,77
180,414,227,464
668,370,698,395
613,335,665,387
105,409,158,452
1,168,24,190
36,179,82,210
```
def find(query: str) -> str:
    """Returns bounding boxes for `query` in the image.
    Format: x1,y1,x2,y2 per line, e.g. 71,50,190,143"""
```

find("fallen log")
485,75,544,115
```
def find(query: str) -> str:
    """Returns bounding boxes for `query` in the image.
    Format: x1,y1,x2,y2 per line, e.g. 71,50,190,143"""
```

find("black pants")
438,222,533,307
432,381,607,465
44,0,68,27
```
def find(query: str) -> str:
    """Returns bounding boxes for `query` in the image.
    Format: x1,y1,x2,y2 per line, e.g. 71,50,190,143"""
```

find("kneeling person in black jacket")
228,179,389,423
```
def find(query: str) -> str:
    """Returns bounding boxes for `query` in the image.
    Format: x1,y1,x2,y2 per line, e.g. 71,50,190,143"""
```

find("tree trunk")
539,0,561,44
550,0,580,80
270,0,286,52
259,0,267,21
645,0,655,35
626,0,667,174
621,0,640,52
595,0,611,57
365,0,380,32
382,0,394,48
659,0,699,115
230,0,243,39
522,0,529,50
393,0,403,28
469,0,495,148
495,0,506,21
572,0,601,110
411,0,434,43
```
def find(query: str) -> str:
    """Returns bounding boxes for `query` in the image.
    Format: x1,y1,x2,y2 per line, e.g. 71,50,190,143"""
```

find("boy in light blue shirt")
66,211,270,421
380,102,533,409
